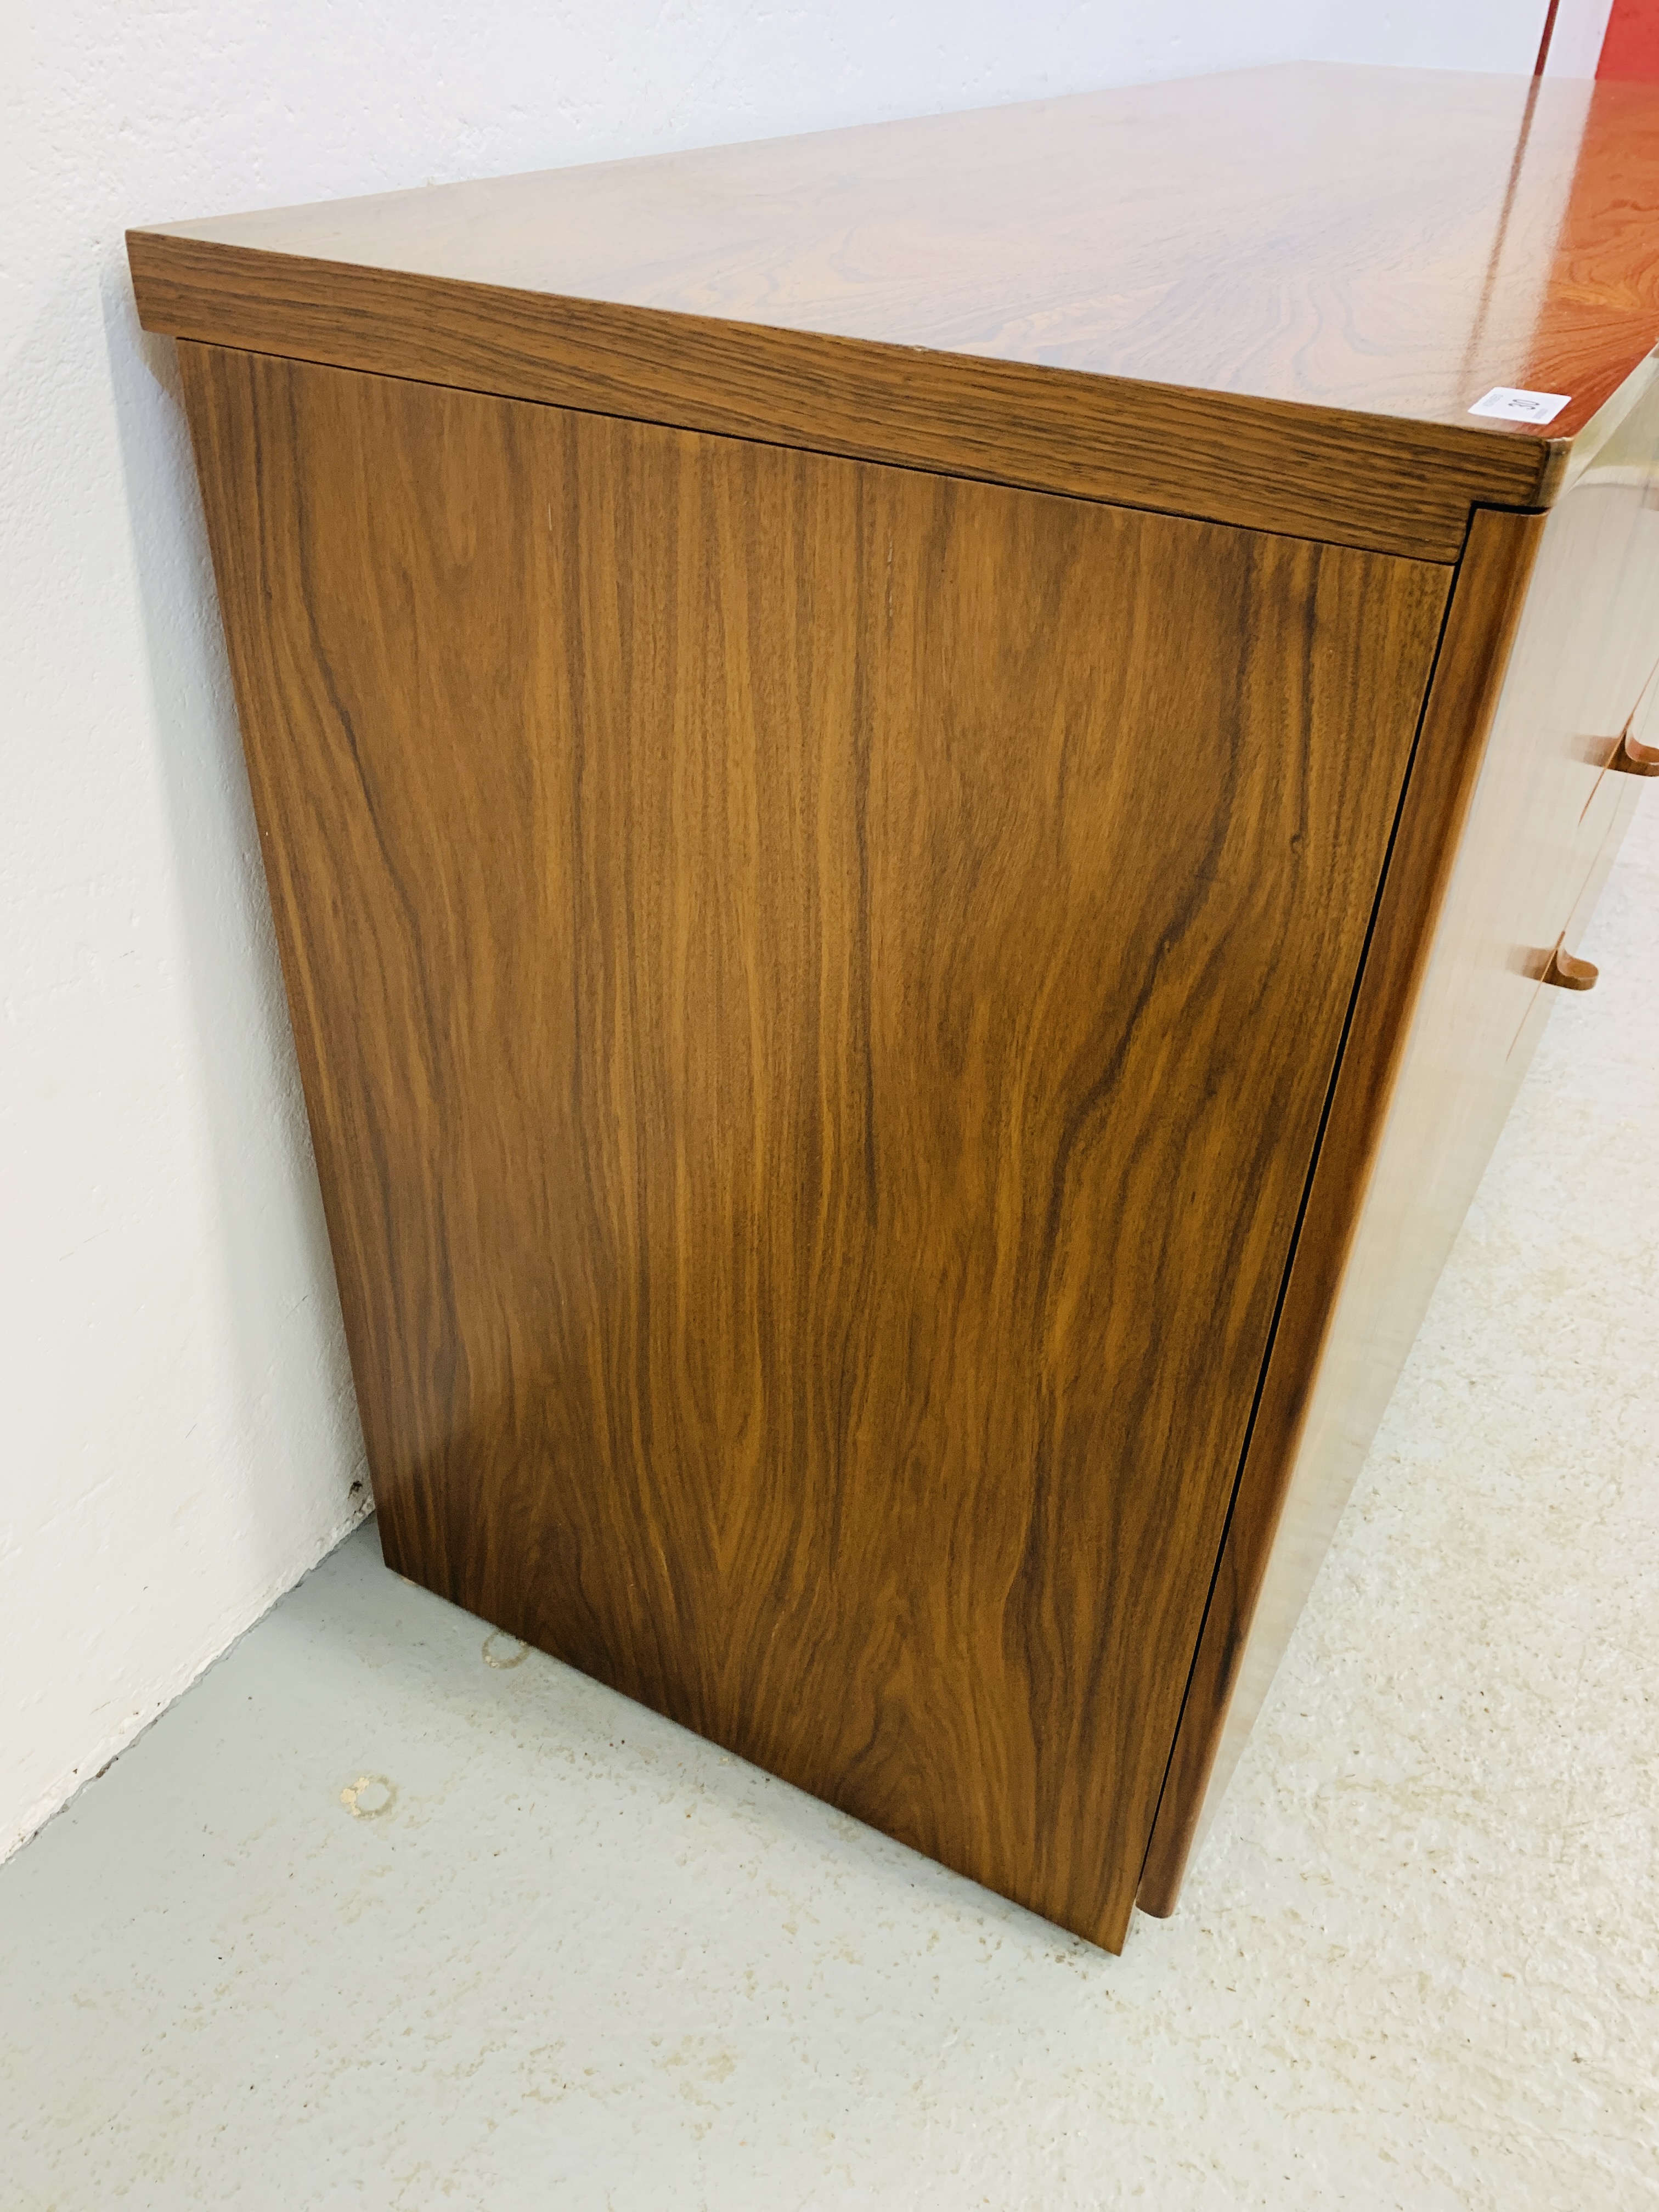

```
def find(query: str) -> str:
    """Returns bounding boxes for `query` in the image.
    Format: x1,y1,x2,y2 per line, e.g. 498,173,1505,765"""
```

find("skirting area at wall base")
3,1493,374,1866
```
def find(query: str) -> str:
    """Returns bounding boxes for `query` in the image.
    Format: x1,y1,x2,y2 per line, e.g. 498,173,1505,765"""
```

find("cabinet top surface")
134,63,1659,450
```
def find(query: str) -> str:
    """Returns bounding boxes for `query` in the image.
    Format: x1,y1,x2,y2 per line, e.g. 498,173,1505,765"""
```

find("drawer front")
1499,462,1659,1000
1311,389,1659,1463
1153,385,1659,1888
1512,405,1659,1028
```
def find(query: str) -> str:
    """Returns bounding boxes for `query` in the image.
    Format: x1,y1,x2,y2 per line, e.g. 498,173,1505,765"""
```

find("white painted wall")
0,0,1613,1860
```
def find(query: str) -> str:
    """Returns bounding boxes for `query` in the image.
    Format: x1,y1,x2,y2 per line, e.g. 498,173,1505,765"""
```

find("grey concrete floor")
5,811,1658,2210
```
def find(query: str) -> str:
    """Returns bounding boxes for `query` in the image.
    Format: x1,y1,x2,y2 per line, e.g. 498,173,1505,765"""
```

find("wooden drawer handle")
1543,936,1598,991
1610,723,1659,776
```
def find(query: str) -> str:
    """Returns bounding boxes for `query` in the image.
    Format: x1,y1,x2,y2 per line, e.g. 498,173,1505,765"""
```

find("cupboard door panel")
178,341,1448,1950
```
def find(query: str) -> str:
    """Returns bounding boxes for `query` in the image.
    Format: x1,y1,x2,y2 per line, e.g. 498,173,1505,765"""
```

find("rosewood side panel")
178,342,1450,1951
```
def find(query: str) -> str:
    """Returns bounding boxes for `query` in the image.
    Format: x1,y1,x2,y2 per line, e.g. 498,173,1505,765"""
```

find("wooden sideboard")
128,63,1659,1953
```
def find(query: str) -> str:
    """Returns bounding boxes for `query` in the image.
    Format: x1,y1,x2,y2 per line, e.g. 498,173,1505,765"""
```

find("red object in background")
1599,0,1659,79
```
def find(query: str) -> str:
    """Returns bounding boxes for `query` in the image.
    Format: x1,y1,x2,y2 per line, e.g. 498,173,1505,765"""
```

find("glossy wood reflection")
178,343,1449,1951
138,66,1659,443
132,67,1659,563
1521,77,1659,427
127,236,1535,566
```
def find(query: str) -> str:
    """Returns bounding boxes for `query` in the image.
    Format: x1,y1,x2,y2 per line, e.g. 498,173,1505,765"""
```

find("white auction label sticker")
1468,386,1571,424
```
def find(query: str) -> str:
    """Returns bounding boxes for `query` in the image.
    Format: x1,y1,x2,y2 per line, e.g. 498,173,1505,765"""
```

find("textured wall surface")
2,800,1655,2205
0,0,1617,1859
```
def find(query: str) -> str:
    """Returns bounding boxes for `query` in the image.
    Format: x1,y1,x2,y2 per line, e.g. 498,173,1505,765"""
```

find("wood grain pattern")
1140,372,1659,1912
1521,77,1659,435
178,342,1449,1952
128,234,1538,566
134,61,1659,562
134,65,1659,446
1136,506,1543,1915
